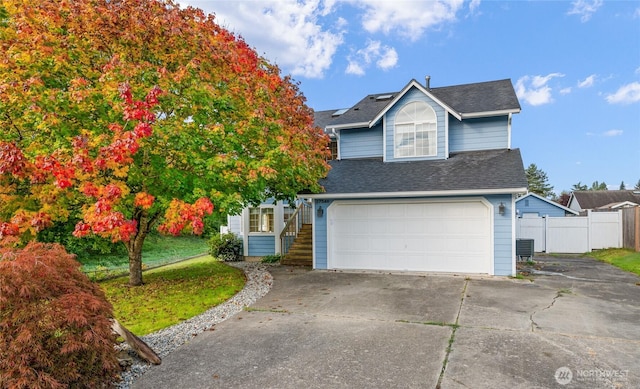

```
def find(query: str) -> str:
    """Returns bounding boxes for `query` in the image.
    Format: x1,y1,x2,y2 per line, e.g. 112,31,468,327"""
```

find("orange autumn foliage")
0,0,329,286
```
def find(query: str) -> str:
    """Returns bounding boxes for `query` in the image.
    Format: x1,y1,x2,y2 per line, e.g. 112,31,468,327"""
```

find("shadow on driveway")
134,257,640,389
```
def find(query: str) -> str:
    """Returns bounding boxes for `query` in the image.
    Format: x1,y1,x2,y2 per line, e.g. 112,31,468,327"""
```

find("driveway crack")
436,279,468,389
530,288,572,332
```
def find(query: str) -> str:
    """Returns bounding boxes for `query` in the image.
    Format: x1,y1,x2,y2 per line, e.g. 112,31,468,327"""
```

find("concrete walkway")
133,256,640,388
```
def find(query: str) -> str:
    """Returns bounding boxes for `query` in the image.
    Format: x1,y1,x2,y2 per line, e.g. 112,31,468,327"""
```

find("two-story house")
227,77,528,276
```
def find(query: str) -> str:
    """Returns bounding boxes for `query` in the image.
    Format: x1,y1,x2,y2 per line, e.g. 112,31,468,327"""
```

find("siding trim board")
459,108,521,119
327,122,369,130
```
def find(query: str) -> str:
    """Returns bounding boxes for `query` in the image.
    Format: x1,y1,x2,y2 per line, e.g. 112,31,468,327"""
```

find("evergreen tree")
572,182,588,191
525,163,554,198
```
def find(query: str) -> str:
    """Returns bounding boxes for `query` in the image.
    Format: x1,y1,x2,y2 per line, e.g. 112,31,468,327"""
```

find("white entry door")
328,199,492,274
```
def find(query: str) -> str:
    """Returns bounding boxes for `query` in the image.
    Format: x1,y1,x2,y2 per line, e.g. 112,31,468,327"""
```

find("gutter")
305,187,529,200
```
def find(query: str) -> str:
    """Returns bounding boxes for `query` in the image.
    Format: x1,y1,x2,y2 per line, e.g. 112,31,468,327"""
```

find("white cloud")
577,74,596,88
183,0,344,79
560,87,572,95
345,61,365,76
515,73,565,106
346,40,398,75
567,0,603,22
603,129,623,137
587,129,624,137
376,46,398,70
351,0,465,40
177,0,472,79
605,82,640,104
469,0,482,15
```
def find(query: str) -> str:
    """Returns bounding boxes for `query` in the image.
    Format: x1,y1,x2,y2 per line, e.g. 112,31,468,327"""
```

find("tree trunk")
126,211,154,286
111,319,161,365
125,209,159,286
128,242,144,286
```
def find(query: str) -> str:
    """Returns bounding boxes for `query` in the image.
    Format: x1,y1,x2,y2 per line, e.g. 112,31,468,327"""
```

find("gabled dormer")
316,77,521,162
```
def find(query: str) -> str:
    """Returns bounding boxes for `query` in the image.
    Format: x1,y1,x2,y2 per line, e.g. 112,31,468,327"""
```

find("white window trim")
248,206,275,234
393,101,437,159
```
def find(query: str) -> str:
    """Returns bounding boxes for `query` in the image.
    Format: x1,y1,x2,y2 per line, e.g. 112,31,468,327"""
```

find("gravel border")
116,262,274,389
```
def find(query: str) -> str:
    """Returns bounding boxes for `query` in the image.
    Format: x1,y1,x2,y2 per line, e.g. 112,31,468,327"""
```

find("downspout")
331,128,340,160
444,113,449,159
507,113,512,150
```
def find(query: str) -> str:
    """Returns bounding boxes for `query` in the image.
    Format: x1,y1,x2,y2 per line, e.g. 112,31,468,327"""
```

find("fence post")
586,209,592,252
636,207,640,252
542,215,547,252
618,209,623,248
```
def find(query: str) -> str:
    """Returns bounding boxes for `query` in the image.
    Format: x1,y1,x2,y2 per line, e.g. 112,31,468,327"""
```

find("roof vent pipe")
425,75,431,90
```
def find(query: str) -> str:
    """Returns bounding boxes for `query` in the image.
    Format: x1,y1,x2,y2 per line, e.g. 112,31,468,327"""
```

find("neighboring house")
568,190,640,212
515,193,579,217
228,77,528,276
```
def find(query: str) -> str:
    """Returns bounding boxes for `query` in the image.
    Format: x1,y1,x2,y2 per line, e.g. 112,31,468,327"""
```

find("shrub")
0,242,120,389
37,220,127,264
208,233,243,261
261,254,282,263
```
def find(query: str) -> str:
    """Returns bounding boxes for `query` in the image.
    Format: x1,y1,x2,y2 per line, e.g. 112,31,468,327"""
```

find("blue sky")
182,0,639,195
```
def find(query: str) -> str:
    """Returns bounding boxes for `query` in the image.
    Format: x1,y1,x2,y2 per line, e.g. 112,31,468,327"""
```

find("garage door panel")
329,201,492,274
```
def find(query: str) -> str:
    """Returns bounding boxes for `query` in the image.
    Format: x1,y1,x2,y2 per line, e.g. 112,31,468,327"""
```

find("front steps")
281,224,312,266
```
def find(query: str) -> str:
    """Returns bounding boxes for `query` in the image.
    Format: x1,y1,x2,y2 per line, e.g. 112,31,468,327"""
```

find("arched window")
394,101,437,157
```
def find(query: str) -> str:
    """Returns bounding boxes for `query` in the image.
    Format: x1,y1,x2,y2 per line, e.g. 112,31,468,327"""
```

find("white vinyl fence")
516,210,623,253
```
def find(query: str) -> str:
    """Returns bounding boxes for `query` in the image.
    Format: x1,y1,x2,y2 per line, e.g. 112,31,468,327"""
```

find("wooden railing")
280,200,312,255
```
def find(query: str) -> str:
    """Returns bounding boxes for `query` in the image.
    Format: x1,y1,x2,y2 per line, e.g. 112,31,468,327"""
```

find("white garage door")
328,200,492,274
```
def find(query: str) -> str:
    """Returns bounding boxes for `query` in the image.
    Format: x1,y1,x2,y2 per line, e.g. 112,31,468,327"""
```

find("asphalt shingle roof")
430,79,521,114
316,148,527,194
313,79,520,129
572,190,640,210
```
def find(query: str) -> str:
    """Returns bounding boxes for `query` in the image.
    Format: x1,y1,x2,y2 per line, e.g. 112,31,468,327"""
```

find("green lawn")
83,234,208,280
588,248,640,277
100,255,245,335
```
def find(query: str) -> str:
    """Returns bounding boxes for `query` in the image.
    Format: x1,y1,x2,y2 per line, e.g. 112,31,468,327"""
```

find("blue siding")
313,200,332,269
516,196,567,217
449,116,509,152
384,87,446,162
485,194,514,276
340,124,383,159
247,235,276,256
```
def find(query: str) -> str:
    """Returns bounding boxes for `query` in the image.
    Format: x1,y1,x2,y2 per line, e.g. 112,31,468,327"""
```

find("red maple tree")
0,0,329,285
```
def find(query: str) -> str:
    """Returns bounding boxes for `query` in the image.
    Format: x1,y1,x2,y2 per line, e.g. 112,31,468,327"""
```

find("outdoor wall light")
498,202,506,216
317,206,324,218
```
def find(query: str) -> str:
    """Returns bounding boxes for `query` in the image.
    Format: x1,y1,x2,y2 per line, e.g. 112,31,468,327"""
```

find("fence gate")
545,217,589,253
516,215,546,252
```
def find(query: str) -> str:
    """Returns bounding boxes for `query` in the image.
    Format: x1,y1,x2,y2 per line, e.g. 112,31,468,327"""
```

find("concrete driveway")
134,256,640,388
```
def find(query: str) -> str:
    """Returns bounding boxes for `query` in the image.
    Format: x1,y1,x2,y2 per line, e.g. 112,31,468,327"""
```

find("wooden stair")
281,224,312,266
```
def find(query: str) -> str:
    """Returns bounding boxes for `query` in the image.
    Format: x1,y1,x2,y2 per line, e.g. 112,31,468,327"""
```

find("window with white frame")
249,207,274,233
394,101,437,158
